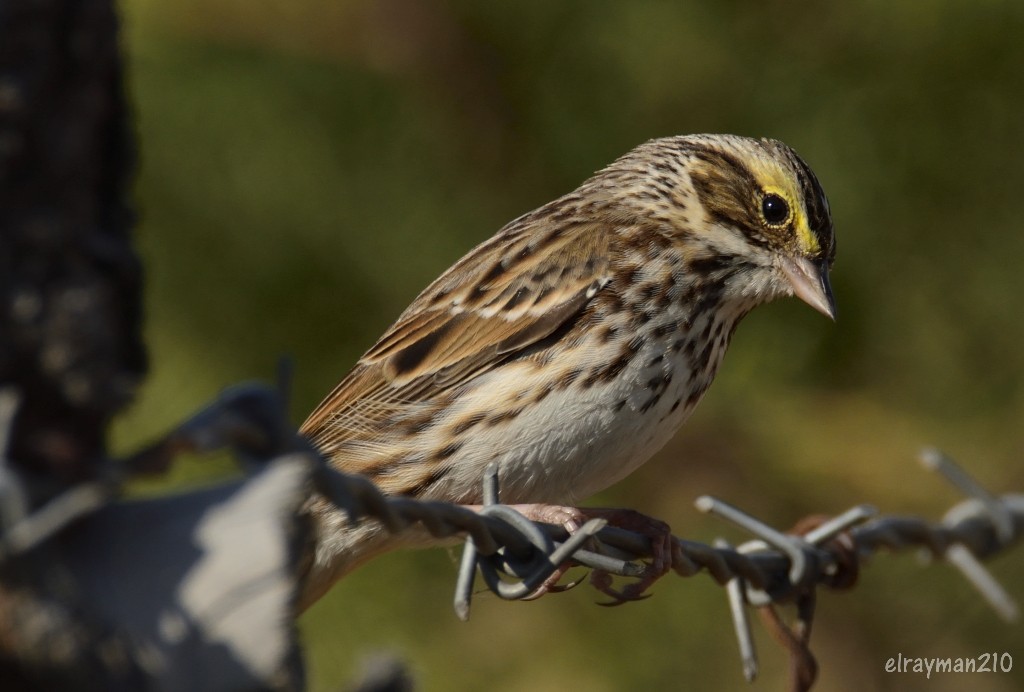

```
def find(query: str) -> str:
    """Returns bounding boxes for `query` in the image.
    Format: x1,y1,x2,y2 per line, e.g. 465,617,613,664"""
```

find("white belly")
421,311,728,505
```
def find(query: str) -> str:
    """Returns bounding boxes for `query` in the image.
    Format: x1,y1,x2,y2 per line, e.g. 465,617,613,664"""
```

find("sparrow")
298,134,835,609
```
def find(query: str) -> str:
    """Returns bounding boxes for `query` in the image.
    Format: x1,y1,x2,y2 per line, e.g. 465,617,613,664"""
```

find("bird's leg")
462,503,590,599
577,507,673,605
509,504,592,600
502,504,674,604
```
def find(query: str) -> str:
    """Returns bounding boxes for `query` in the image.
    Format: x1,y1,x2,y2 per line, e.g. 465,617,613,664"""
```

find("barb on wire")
0,381,628,611
716,537,758,683
453,464,607,619
1,376,1021,692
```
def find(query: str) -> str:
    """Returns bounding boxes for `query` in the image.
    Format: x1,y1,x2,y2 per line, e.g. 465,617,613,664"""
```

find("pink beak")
780,256,836,320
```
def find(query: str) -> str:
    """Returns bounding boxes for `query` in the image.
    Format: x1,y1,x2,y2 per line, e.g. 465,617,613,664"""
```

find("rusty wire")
0,381,1021,692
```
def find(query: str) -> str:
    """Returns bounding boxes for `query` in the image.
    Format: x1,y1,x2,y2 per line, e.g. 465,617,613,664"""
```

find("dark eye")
761,193,790,225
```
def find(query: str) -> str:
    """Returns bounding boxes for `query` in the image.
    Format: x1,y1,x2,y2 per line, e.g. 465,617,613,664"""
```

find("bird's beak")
780,256,836,320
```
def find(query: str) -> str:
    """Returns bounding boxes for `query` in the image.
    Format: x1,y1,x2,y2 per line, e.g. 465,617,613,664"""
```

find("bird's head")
606,134,837,319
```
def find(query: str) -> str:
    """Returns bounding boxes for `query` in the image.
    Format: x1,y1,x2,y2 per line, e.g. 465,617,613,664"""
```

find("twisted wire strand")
1,383,1020,638
1,382,1020,692
1,383,1021,617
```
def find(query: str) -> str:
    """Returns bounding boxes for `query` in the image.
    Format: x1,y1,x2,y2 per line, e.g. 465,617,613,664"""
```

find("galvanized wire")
1,381,1021,691
2,382,1021,615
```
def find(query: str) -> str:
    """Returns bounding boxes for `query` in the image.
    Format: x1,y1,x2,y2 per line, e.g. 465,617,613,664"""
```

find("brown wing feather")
300,214,613,468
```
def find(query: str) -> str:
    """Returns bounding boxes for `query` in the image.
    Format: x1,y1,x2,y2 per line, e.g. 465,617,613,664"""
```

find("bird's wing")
300,218,613,466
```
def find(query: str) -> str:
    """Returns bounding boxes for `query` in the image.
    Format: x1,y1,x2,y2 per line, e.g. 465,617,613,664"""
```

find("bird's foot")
500,504,593,599
580,507,672,606
505,504,673,604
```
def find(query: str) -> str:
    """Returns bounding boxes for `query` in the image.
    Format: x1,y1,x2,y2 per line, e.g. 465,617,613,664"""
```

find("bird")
297,133,835,610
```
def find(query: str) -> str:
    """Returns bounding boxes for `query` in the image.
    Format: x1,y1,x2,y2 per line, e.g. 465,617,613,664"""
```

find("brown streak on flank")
533,381,555,403
589,352,631,384
361,458,395,481
435,441,465,461
556,367,584,389
403,410,441,436
487,406,526,426
451,412,486,435
366,451,425,483
404,465,450,498
670,397,682,413
530,348,556,367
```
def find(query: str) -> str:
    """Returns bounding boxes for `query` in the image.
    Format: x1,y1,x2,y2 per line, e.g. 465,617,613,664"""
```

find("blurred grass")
114,1,1023,689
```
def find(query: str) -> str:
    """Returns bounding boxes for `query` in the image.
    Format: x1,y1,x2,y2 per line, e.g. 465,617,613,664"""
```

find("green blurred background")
114,1,1024,690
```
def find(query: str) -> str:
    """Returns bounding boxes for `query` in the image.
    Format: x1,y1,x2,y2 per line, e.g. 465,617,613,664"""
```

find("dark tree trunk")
0,2,151,687
0,8,311,690
0,0,145,487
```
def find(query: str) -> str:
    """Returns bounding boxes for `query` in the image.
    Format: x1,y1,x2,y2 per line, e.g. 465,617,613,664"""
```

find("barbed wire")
0,380,1020,692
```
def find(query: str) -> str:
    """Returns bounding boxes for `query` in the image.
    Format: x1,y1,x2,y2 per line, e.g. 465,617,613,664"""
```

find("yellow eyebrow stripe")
794,213,820,254
754,158,821,255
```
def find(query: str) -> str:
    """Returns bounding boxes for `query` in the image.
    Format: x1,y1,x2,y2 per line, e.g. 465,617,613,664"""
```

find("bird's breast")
419,289,738,505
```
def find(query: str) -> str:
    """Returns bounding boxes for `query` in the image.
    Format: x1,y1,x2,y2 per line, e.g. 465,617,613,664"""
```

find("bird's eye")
761,193,790,225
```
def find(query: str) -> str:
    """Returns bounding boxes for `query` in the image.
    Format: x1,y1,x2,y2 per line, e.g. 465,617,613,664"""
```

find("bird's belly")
427,333,715,505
